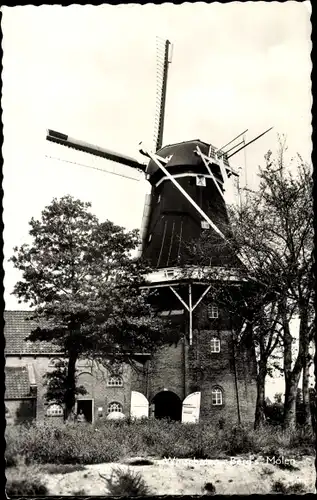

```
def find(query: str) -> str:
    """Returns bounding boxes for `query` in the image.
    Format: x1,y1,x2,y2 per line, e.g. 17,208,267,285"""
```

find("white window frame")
107,375,123,387
164,269,176,278
46,403,64,416
210,337,221,353
208,304,219,319
201,221,210,229
211,388,223,406
108,401,123,413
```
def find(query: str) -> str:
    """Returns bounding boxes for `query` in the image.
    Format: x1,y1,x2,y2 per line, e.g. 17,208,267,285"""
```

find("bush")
221,425,257,455
72,489,87,496
271,480,307,495
100,467,150,496
6,477,48,495
203,482,216,495
287,482,307,494
271,480,288,494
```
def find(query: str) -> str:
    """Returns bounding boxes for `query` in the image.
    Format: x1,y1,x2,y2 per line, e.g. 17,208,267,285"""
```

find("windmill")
46,38,273,346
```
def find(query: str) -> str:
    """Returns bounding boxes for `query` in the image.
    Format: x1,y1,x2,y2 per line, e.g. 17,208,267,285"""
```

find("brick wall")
147,340,186,402
5,295,258,425
5,356,54,420
5,356,134,422
138,299,258,424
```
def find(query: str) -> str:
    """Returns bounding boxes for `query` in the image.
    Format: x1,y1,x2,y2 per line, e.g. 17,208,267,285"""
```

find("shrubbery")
100,467,151,496
6,478,48,496
5,464,49,496
271,480,307,495
5,419,315,466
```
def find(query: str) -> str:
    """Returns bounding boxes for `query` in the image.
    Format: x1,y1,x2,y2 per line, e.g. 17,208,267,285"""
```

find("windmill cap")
147,139,225,181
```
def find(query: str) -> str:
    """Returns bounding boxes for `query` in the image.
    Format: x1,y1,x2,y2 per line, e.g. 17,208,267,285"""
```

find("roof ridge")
4,309,34,312
157,139,212,151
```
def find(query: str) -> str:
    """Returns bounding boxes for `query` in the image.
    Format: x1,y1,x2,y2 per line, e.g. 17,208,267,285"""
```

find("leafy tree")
274,392,283,404
184,139,314,430
43,360,87,408
10,195,176,419
182,261,284,429
258,146,314,431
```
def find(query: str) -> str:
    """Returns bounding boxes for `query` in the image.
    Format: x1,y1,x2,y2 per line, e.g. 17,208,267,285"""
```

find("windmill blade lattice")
153,38,172,152
45,135,143,182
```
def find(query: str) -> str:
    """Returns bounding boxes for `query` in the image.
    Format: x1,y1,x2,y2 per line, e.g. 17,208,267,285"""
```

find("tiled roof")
4,310,62,355
5,366,34,399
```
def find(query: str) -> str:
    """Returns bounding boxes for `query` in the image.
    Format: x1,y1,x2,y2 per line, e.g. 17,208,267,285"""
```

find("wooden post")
189,284,193,346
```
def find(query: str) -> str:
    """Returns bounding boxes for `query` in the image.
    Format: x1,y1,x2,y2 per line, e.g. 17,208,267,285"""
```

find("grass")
5,419,315,466
100,467,151,496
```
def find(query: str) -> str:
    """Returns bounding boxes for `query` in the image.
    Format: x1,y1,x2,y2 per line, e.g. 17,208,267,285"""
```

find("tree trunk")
302,351,312,430
64,350,78,421
281,300,302,430
254,364,267,429
283,371,301,430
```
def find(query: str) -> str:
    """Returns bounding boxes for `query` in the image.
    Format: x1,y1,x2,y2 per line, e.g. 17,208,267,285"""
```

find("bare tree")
185,139,314,430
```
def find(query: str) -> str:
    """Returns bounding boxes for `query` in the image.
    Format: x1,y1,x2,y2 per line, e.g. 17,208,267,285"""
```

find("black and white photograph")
2,2,315,497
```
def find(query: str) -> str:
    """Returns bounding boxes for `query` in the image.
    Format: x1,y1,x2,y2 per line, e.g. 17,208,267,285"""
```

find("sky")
1,3,312,397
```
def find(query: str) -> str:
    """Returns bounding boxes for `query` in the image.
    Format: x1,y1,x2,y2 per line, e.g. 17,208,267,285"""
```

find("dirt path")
42,456,315,495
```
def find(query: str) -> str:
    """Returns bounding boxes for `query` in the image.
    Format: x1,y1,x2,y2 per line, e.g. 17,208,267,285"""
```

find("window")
208,146,216,158
196,175,206,187
46,403,64,416
108,402,123,413
211,388,223,406
208,304,219,319
77,359,92,368
210,337,221,353
49,358,62,367
201,221,210,229
164,269,175,278
107,375,123,387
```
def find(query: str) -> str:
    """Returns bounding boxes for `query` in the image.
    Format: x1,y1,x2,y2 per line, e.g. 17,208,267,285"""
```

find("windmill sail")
46,129,147,172
153,38,172,152
45,32,272,272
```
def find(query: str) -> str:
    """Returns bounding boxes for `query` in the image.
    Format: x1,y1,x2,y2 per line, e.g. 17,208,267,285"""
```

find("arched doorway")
152,391,182,421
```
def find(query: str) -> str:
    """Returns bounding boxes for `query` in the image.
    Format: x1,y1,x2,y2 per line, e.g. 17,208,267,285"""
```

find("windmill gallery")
5,39,273,426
